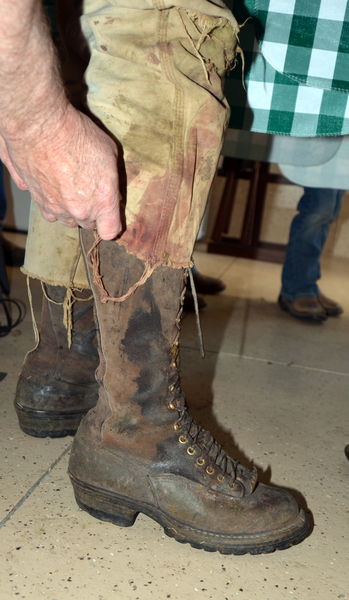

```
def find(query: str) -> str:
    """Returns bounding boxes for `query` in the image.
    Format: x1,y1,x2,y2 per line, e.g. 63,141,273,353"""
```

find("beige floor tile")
1,353,348,600
215,253,349,307
0,403,71,523
195,252,349,372
221,257,282,303
319,256,349,307
192,246,235,278
0,269,71,521
242,298,349,373
181,294,246,355
1,251,348,600
181,349,348,478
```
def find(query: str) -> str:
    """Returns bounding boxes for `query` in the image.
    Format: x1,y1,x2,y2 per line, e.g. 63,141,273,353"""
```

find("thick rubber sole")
320,306,343,317
15,404,87,438
69,473,311,556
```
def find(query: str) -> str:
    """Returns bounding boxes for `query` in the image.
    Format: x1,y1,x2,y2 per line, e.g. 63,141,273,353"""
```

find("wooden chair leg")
211,157,241,242
207,159,287,263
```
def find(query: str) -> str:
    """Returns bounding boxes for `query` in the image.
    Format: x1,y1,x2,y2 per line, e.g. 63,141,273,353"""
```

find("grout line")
193,247,237,281
238,299,250,358
288,363,349,377
0,443,72,529
181,344,349,377
218,256,238,280
241,354,349,377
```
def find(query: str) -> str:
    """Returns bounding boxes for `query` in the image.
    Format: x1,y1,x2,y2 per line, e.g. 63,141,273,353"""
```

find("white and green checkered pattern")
225,0,349,137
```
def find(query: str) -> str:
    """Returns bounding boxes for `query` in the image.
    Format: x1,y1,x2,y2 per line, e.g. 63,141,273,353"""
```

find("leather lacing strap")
41,282,93,348
88,232,156,304
188,266,205,358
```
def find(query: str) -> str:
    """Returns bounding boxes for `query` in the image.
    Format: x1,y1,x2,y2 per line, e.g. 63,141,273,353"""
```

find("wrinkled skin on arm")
0,0,121,241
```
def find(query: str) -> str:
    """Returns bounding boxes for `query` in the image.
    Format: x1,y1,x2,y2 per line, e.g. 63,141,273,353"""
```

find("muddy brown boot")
69,236,310,555
15,284,99,437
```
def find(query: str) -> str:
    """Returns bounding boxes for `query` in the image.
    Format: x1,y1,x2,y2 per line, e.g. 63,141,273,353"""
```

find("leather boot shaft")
82,237,185,454
69,233,310,554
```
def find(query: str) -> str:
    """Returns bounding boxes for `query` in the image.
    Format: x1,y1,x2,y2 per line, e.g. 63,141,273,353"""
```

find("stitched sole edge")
15,404,87,438
69,472,311,556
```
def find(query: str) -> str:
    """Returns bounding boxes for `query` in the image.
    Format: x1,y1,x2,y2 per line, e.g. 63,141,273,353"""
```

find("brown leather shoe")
183,270,225,312
278,295,327,322
193,270,226,295
317,292,343,317
0,234,25,267
183,289,207,312
69,236,310,556
15,285,99,437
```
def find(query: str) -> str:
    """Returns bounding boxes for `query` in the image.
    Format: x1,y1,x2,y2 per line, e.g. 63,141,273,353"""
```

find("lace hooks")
188,267,205,358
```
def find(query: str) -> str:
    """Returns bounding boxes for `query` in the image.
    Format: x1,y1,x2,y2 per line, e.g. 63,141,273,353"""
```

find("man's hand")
0,105,122,241
0,0,121,240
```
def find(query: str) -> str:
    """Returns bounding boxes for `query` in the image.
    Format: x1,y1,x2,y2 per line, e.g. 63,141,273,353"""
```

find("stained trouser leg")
281,187,345,299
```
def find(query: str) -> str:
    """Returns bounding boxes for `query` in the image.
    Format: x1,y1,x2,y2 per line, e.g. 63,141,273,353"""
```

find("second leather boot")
69,235,310,555
15,284,99,437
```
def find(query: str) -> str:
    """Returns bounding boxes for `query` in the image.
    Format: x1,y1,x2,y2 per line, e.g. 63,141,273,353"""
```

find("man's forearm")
0,0,121,241
0,0,69,140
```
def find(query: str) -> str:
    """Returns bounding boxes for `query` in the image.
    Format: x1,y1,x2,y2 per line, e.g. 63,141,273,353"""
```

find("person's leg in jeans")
279,186,344,321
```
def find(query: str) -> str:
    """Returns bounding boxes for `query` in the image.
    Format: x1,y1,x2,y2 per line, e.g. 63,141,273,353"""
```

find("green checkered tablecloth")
225,0,349,137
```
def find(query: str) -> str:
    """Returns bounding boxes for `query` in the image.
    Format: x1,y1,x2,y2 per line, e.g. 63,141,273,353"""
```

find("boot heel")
15,404,84,438
70,474,138,527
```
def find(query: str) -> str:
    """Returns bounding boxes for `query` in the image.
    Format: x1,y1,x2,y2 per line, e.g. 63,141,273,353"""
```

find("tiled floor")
1,236,348,600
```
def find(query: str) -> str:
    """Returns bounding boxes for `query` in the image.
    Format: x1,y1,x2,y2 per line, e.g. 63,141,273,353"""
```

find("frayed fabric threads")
87,232,157,304
41,281,92,348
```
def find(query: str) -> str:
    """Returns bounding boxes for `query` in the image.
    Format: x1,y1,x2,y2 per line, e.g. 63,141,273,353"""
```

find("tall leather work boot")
15,285,99,437
69,236,310,555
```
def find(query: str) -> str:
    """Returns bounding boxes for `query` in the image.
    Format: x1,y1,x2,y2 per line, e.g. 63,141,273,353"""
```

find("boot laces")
168,281,256,490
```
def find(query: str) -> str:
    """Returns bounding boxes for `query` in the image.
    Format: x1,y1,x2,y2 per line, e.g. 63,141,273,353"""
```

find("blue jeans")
281,187,345,300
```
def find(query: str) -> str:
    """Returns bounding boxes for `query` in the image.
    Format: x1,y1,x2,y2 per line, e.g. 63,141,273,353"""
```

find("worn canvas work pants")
23,0,238,292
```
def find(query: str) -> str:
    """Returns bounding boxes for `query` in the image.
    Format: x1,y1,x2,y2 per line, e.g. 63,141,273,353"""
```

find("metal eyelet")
168,384,175,392
217,474,225,483
171,361,176,368
167,402,176,410
196,457,205,466
178,435,188,444
206,466,215,475
187,446,195,455
173,423,181,431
